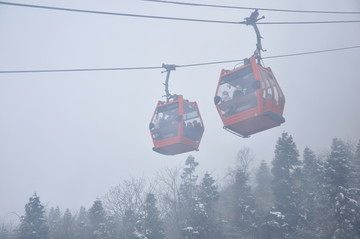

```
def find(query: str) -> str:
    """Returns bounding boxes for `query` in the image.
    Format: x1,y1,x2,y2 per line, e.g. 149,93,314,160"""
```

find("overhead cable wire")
262,45,360,59
176,59,244,68
258,20,360,25
0,1,359,25
142,0,360,15
0,66,163,74
0,45,359,74
0,1,243,25
176,45,360,68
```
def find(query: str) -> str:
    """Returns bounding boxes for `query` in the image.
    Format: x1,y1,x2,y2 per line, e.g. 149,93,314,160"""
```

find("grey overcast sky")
0,0,359,221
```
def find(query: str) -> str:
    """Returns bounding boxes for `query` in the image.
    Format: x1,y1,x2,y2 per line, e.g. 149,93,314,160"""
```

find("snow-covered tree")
198,172,219,214
220,168,257,239
16,193,49,239
254,160,274,216
48,207,62,239
61,209,75,239
297,147,324,238
88,199,107,239
232,169,257,238
332,186,360,239
178,155,200,239
75,206,91,239
351,139,360,189
271,132,301,236
122,209,138,239
174,156,222,238
180,155,199,203
194,172,222,239
325,138,354,193
48,208,75,239
259,208,290,239
0,223,12,239
134,193,165,239
322,138,360,238
156,166,182,239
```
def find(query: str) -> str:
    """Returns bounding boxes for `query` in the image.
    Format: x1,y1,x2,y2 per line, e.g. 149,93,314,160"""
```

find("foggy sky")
0,0,359,223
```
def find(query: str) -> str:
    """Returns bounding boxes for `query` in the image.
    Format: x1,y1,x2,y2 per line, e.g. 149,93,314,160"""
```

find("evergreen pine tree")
230,169,257,238
332,186,360,239
48,207,62,239
180,155,199,203
323,138,360,238
0,223,12,239
75,206,91,239
270,132,301,237
351,139,360,188
179,155,200,239
195,172,222,239
104,214,122,239
253,160,274,216
61,209,75,239
17,193,49,239
325,138,353,193
122,209,138,239
88,199,107,239
259,208,289,239
136,193,165,239
297,147,324,238
198,172,219,214
220,168,257,239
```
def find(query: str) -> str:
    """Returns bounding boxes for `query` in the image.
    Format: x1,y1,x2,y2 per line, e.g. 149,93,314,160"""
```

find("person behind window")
220,91,233,116
192,120,202,141
233,85,245,98
222,91,231,102
184,121,194,139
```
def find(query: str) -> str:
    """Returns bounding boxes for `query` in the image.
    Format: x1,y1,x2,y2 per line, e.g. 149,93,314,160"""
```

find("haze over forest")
0,0,360,238
1,134,360,238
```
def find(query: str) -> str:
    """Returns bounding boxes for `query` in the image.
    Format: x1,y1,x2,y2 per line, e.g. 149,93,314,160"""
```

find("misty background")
0,0,359,223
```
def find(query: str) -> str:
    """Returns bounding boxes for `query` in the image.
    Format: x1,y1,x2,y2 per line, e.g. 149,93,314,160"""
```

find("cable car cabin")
149,95,204,155
214,57,285,137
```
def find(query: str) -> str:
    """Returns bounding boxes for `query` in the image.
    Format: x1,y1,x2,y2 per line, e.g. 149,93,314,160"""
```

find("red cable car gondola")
150,95,204,155
149,65,204,155
214,10,285,137
214,56,285,137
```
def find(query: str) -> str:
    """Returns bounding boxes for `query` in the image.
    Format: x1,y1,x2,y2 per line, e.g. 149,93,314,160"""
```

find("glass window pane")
183,102,203,141
217,66,258,117
151,102,179,140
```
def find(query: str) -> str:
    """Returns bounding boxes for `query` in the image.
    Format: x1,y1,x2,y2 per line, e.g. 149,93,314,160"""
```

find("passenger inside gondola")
222,91,231,102
150,104,179,140
184,120,202,141
216,68,258,117
233,84,245,98
183,102,204,141
192,120,203,141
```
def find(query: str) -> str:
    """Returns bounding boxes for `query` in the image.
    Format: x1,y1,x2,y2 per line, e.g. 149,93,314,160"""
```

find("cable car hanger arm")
162,64,177,102
245,9,266,64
